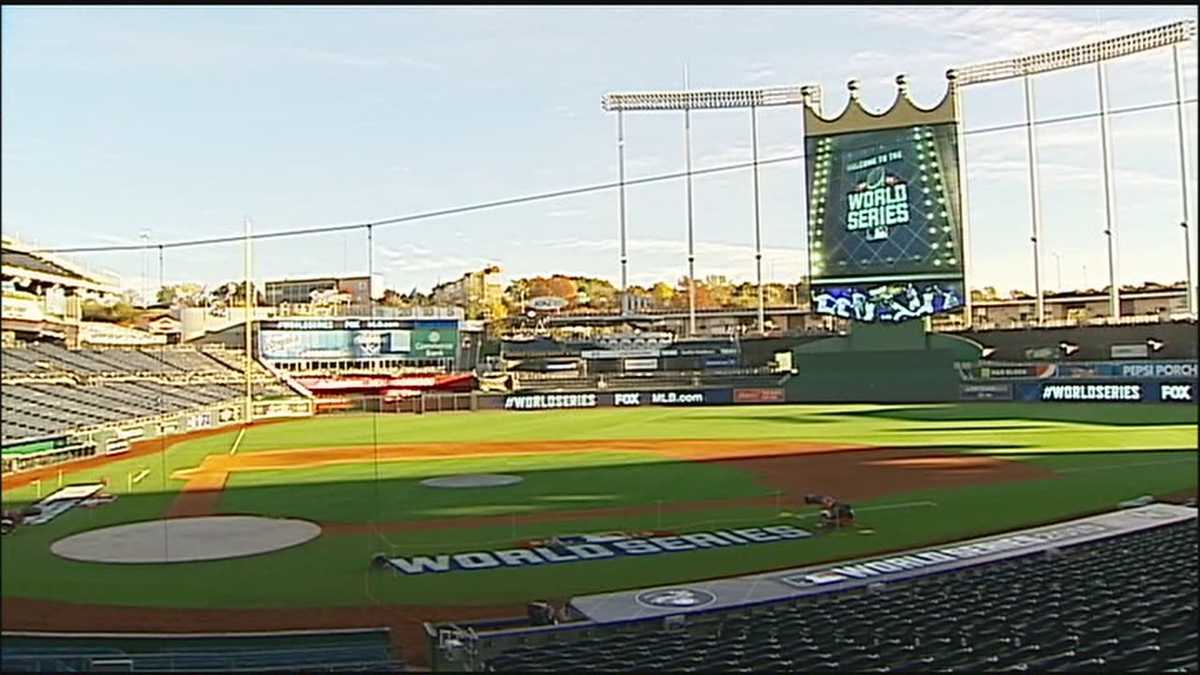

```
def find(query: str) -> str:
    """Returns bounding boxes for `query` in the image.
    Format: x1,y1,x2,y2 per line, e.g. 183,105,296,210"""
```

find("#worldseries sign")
504,393,597,410
385,525,810,576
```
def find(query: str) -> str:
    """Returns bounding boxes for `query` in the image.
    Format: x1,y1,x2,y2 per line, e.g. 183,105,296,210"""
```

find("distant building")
263,275,382,310
1,234,123,346
431,266,504,318
937,286,1191,330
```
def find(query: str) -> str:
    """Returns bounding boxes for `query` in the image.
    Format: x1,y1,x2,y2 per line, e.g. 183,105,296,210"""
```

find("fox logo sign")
615,393,641,406
1160,384,1194,402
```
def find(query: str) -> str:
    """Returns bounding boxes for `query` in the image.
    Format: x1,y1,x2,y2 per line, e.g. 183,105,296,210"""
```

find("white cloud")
376,243,432,259
746,63,776,83
968,156,1178,190
625,156,664,174
867,7,1142,62
285,47,386,69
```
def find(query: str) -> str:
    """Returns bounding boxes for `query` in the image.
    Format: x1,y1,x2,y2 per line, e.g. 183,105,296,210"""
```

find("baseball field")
2,402,1196,661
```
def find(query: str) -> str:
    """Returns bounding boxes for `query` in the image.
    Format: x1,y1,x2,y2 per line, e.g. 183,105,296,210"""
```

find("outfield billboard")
1012,380,1197,404
805,86,965,323
258,318,458,361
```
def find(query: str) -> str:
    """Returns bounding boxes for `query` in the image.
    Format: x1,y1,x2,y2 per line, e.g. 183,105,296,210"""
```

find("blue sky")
1,6,1196,298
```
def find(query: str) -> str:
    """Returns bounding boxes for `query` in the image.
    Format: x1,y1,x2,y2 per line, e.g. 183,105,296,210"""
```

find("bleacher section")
2,343,273,381
1,382,245,441
484,520,1198,672
1,343,290,445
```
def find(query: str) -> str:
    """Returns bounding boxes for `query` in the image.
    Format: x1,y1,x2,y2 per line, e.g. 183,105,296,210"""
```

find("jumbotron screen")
806,122,965,322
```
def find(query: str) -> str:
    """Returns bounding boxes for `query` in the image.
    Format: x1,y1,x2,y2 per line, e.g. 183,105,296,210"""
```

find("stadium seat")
484,521,1198,673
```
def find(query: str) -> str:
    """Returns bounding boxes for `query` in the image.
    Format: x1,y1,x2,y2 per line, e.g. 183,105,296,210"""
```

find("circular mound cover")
421,474,525,489
50,516,321,564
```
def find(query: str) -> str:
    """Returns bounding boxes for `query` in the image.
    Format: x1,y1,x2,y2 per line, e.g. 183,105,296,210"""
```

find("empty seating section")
1,382,244,442
484,521,1199,672
0,343,277,444
1,343,250,379
202,347,276,380
0,635,404,672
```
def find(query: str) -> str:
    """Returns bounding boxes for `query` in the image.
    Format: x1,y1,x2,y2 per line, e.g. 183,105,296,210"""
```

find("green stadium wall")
785,321,983,402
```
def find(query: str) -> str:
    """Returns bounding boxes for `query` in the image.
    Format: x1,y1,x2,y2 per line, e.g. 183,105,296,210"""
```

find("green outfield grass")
1,403,1195,610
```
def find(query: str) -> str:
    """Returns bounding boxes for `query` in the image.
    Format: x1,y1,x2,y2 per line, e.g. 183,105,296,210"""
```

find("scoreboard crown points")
804,74,960,137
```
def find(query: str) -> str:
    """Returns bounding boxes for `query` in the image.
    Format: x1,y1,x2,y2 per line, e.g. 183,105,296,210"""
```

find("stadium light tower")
1173,42,1196,317
602,83,821,335
951,19,1198,322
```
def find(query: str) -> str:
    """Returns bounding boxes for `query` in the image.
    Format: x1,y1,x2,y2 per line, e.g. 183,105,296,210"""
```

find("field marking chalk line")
229,427,248,456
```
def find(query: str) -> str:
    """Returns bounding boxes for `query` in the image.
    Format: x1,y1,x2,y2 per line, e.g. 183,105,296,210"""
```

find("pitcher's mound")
421,474,524,488
50,516,321,564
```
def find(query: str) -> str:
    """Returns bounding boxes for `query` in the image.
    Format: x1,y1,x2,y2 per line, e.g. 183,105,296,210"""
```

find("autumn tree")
649,282,675,308
156,283,206,307
81,300,140,324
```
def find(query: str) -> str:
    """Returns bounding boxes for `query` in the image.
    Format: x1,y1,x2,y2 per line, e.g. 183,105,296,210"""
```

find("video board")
806,120,966,323
258,318,458,361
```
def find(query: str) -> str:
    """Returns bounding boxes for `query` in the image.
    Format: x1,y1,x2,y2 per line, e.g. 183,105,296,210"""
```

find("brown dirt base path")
165,438,1045,522
3,436,1058,667
0,419,293,492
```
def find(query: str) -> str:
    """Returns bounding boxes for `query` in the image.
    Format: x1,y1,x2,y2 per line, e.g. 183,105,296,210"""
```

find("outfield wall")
382,388,788,414
958,360,1198,404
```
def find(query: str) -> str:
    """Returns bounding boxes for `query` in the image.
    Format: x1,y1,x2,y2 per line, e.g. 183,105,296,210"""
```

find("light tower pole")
601,83,819,336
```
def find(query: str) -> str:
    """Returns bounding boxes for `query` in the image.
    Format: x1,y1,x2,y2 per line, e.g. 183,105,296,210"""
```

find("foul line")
229,427,248,456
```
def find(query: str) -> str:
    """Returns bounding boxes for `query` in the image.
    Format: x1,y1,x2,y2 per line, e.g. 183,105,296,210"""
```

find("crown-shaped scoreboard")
805,74,968,325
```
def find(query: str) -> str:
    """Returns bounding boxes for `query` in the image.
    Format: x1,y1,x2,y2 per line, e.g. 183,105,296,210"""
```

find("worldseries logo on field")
635,588,717,609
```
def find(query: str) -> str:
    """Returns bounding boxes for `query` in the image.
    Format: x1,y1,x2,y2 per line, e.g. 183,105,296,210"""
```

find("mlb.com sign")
614,391,707,406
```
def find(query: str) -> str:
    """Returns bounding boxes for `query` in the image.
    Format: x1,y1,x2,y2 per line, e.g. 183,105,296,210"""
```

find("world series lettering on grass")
385,525,810,575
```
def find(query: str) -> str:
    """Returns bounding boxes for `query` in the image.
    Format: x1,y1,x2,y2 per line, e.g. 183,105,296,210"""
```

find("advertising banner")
186,413,213,430
502,389,736,411
1113,361,1197,379
958,363,1055,381
734,388,786,404
1111,344,1150,359
623,358,660,371
259,319,457,361
1002,361,1196,380
504,393,599,410
959,383,1014,401
1014,380,1197,403
411,327,457,359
